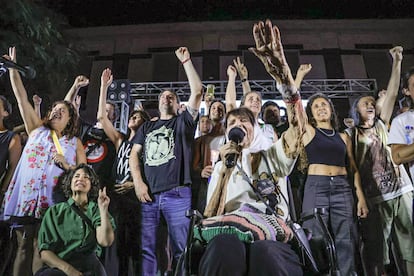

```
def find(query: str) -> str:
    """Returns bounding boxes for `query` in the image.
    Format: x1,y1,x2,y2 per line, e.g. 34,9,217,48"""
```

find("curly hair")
43,100,79,139
61,164,100,201
305,93,339,131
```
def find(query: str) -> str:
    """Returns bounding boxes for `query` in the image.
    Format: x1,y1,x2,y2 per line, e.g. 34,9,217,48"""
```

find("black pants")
34,253,106,276
302,175,357,276
199,234,303,276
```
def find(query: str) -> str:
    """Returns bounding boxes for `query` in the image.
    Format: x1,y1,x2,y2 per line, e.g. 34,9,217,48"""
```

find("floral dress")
0,126,77,220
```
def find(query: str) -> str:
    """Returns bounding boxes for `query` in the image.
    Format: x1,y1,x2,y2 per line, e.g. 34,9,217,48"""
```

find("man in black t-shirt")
129,47,202,275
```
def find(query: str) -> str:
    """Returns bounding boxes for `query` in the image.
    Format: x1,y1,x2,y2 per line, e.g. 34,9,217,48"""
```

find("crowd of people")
0,20,413,276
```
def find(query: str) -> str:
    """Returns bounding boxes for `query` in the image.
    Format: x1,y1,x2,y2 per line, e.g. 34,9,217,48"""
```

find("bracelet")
241,78,247,82
283,93,301,104
181,58,191,64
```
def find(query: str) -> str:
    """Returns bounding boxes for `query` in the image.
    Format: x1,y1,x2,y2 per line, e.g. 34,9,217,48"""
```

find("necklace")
317,127,335,137
357,124,375,130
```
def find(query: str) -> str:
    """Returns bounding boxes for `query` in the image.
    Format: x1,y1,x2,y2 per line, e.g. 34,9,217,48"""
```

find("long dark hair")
305,93,339,130
0,95,13,130
62,163,100,201
129,110,150,124
43,100,79,139
349,95,376,126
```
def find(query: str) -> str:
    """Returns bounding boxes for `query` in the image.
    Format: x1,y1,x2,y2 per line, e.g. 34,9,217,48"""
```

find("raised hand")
296,64,312,79
73,95,82,113
249,20,294,86
33,94,42,106
227,65,237,79
98,187,110,210
73,75,89,91
175,47,190,63
233,57,248,80
7,46,17,63
100,68,113,89
389,46,403,62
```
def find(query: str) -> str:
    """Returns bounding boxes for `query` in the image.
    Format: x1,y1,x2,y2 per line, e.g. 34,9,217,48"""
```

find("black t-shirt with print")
132,110,197,194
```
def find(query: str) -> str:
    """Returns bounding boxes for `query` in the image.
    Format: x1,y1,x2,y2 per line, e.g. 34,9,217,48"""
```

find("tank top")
0,130,16,176
305,128,346,167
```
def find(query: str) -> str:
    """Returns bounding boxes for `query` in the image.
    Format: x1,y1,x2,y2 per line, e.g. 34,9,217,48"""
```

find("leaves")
0,0,81,103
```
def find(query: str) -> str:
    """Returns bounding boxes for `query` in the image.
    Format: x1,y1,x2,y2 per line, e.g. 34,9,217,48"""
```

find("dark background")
40,0,414,28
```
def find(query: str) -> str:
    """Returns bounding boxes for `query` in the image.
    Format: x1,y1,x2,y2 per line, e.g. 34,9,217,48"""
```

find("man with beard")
129,47,203,275
261,101,288,138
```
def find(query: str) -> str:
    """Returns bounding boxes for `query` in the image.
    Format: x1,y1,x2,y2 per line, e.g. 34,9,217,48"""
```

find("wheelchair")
174,208,340,276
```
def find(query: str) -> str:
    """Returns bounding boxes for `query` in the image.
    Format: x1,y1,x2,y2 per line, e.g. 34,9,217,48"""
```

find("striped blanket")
193,204,286,243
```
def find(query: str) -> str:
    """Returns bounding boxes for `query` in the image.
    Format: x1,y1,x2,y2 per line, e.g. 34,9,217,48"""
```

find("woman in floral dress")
0,47,86,276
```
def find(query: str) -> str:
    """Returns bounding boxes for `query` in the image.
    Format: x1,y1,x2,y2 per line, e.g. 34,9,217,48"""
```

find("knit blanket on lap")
193,203,286,243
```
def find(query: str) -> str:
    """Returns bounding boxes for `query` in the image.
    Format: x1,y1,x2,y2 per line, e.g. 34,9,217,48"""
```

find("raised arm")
225,65,238,112
233,57,252,94
175,47,203,118
377,46,403,125
97,68,123,150
5,47,42,134
33,94,42,119
249,20,307,151
64,75,89,104
96,187,115,247
294,64,312,89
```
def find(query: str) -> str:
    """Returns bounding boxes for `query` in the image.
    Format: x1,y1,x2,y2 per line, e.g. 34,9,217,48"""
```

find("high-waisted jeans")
302,175,357,276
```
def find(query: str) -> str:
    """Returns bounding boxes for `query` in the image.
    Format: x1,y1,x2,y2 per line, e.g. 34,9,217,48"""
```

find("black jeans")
199,234,303,276
302,175,357,276
34,253,106,276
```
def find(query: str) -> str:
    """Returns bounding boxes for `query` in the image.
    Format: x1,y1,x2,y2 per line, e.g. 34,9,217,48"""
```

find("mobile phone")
206,84,215,98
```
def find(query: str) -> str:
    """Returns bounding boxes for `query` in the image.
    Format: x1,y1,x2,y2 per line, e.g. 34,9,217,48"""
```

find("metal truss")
130,79,377,103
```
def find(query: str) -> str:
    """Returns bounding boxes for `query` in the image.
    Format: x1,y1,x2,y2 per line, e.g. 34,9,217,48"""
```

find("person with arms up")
0,47,87,276
129,46,203,275
249,20,368,275
200,105,304,275
192,98,226,213
346,46,414,276
226,61,277,152
388,66,414,276
98,68,150,275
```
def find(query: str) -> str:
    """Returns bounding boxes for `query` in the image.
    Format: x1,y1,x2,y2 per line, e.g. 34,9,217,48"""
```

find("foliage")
0,0,81,105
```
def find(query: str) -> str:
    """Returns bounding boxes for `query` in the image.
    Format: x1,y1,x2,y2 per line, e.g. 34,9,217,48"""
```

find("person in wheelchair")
198,96,305,276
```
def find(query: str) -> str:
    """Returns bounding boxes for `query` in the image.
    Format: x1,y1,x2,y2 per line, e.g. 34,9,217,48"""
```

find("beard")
264,113,280,125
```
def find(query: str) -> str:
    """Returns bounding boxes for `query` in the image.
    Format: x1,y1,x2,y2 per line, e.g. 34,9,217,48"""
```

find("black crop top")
305,128,346,167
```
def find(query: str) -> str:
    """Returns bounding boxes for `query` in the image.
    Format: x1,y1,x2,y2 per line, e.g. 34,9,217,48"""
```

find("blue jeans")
141,186,191,276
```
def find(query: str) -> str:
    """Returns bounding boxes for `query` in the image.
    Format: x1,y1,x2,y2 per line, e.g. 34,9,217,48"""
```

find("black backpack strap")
70,203,95,230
